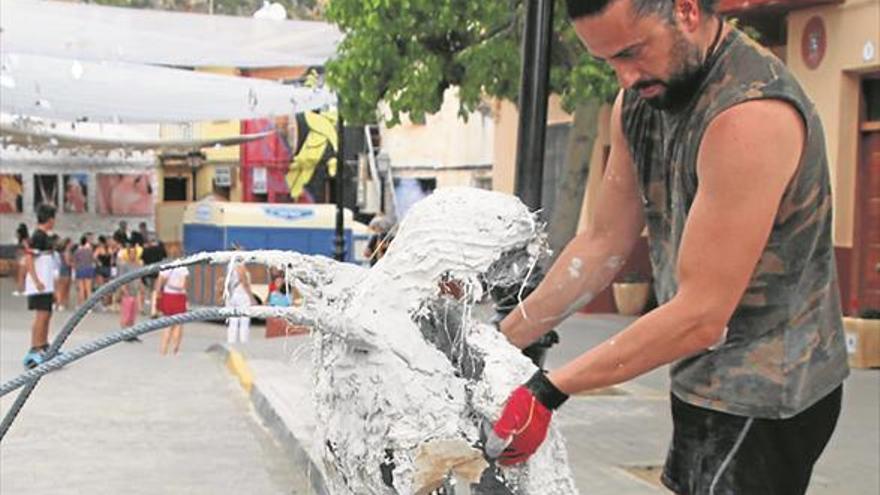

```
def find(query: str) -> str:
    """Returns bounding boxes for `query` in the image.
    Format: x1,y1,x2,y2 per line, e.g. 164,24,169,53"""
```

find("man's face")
573,0,705,110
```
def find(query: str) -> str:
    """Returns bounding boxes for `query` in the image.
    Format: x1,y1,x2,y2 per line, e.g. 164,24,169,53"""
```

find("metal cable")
0,251,288,440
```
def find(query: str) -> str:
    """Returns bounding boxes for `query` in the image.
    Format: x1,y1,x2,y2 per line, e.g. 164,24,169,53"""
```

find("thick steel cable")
0,306,304,397
0,251,287,440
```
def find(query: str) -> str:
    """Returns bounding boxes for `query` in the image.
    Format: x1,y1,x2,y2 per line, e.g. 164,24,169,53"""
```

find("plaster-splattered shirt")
621,28,848,418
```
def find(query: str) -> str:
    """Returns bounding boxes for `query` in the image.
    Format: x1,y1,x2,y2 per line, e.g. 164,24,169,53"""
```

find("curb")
206,344,329,495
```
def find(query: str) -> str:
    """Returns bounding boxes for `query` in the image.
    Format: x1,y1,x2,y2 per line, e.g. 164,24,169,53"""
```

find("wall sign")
214,166,232,187
801,16,826,70
252,167,267,194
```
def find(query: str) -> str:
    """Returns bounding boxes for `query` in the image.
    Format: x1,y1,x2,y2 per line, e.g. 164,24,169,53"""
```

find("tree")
325,0,618,254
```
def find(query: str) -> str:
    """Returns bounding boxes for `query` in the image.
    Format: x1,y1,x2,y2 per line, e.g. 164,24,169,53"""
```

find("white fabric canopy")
0,52,336,123
0,0,342,68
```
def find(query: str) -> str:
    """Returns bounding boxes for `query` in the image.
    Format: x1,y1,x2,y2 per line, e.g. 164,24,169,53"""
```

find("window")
864,78,880,123
163,177,188,201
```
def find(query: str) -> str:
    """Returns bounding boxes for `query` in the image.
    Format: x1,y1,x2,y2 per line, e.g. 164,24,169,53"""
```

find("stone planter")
612,282,651,316
842,316,880,369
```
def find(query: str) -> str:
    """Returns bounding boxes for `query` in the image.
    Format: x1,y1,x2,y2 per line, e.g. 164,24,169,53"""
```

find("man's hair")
566,0,719,20
36,203,56,224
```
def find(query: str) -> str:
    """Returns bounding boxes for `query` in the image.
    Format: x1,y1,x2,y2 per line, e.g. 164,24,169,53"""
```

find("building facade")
492,0,880,314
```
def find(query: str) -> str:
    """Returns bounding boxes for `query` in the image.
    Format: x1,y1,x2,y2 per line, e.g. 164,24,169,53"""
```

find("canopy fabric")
0,0,342,68
0,52,336,123
0,122,275,152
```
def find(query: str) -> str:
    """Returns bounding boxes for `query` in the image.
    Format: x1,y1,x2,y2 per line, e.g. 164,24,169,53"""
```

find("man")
130,221,148,247
113,220,129,246
140,236,167,315
490,1,849,493
23,204,58,369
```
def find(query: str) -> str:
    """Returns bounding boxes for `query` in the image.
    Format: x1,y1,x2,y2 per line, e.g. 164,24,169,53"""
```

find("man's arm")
501,92,645,348
547,99,805,394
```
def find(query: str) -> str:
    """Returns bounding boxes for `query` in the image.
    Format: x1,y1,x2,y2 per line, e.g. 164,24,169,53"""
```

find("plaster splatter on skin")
210,188,578,494
567,258,583,280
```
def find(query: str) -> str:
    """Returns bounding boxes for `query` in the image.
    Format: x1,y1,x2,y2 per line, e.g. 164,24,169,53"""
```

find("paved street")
0,279,310,495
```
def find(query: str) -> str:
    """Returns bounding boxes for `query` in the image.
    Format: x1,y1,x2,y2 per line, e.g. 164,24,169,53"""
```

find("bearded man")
490,1,849,493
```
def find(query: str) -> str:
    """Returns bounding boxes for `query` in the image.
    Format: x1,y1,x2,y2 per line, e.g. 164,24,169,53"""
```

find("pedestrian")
22,204,57,369
130,221,148,247
73,235,95,306
154,265,188,355
54,237,73,311
140,236,167,315
13,223,29,296
117,241,143,342
113,220,130,246
491,2,848,494
364,215,391,266
93,235,113,310
225,245,256,344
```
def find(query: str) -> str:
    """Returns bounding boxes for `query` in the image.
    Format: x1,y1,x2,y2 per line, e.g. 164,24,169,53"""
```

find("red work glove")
488,370,569,466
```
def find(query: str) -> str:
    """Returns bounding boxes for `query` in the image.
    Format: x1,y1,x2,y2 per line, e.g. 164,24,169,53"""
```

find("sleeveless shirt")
621,28,848,418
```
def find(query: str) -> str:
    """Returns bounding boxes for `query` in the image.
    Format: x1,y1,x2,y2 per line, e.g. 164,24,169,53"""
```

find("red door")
856,130,880,311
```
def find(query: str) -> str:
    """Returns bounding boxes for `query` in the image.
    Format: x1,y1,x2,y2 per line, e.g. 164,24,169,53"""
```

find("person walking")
94,235,114,310
54,237,73,311
73,235,95,306
225,246,256,345
490,2,848,494
154,265,188,355
13,223,29,296
117,241,143,342
22,204,57,369
140,236,167,315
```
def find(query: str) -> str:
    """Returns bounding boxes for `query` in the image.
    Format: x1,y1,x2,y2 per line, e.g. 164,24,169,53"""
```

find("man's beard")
634,32,705,111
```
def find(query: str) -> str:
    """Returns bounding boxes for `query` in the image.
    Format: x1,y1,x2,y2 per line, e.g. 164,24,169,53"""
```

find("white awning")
0,0,342,68
0,52,336,123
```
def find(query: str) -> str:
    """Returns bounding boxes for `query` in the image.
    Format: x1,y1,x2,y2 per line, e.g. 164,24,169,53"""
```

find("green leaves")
326,0,618,125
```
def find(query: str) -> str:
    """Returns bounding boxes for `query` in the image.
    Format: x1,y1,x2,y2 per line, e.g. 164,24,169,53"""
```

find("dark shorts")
662,385,842,495
27,293,54,312
96,266,112,279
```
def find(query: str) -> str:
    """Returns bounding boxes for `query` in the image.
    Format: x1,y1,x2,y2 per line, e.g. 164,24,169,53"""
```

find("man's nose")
610,62,640,90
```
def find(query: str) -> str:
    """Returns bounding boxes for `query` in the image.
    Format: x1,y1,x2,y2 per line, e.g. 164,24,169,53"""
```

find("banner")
63,173,89,213
34,174,59,210
96,173,153,216
0,174,23,213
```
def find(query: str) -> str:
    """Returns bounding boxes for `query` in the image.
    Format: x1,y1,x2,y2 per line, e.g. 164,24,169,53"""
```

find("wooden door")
856,130,880,311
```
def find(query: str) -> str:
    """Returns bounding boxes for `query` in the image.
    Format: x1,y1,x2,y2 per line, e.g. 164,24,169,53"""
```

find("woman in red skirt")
153,266,189,355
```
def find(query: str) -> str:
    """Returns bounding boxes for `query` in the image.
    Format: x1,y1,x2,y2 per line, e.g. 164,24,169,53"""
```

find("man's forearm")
501,232,630,348
547,295,725,394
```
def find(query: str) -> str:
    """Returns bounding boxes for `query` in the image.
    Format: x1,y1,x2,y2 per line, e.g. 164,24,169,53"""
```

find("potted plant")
612,271,652,316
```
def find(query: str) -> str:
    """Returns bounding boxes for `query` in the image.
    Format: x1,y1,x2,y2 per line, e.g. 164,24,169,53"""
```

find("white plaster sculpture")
229,188,578,494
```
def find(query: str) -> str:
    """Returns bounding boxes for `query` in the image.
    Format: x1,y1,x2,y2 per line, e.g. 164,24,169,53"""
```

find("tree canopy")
325,0,618,125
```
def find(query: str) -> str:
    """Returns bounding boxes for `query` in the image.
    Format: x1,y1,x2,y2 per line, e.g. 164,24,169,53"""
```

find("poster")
63,173,89,213
96,173,153,216
0,174,24,213
34,174,59,210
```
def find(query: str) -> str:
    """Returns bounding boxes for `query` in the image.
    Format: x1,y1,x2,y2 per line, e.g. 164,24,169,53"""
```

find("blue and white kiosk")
182,200,370,305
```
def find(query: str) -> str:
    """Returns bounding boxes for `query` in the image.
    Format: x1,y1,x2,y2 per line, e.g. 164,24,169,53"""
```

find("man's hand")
487,371,569,465
35,279,45,293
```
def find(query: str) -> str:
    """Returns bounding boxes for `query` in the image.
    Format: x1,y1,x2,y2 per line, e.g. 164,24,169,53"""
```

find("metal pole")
334,108,346,261
513,0,554,212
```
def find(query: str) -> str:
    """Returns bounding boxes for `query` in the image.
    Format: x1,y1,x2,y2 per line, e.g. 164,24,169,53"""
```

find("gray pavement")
232,314,879,495
0,279,311,495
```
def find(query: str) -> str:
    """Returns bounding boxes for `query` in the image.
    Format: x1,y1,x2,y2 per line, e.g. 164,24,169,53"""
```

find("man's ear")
674,0,704,33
